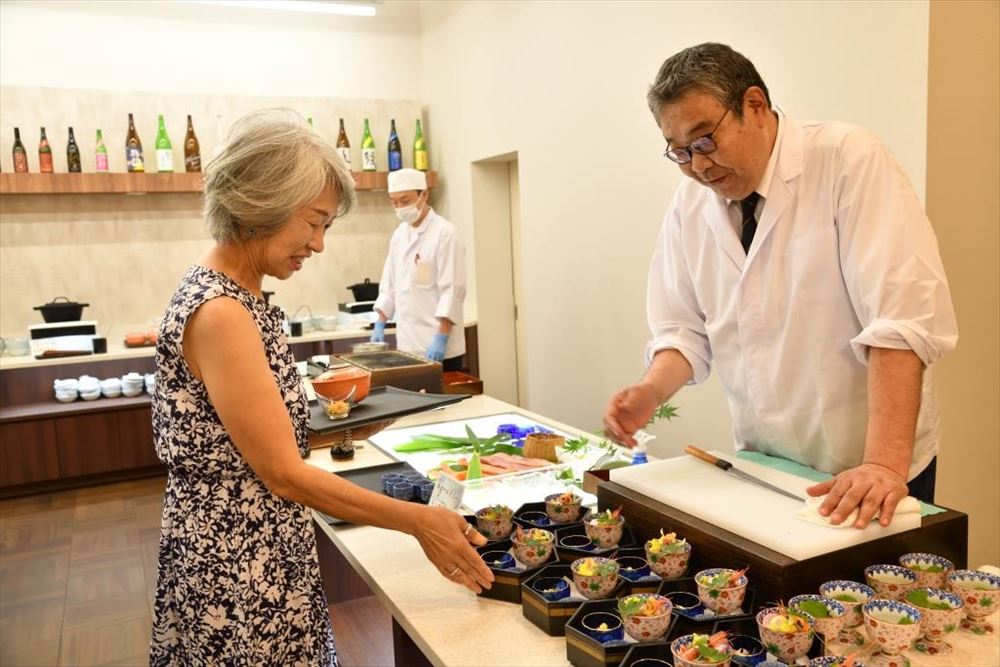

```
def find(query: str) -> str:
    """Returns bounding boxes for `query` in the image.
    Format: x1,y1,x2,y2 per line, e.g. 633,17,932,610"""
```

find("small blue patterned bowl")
518,510,551,527
581,611,624,643
617,556,652,581
729,633,766,665
559,534,596,551
865,564,918,601
531,576,570,601
863,598,923,624
389,480,415,501
481,550,516,570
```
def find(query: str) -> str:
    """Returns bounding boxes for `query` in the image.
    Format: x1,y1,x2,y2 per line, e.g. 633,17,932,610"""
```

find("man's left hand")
806,463,909,528
426,333,448,362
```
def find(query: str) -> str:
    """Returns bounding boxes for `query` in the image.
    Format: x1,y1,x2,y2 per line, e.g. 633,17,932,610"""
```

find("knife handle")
684,445,733,471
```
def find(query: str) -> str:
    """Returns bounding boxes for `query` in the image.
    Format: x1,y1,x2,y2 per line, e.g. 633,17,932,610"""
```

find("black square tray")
318,461,426,525
657,577,757,640
308,386,469,434
566,599,674,667
520,563,627,637
475,537,556,604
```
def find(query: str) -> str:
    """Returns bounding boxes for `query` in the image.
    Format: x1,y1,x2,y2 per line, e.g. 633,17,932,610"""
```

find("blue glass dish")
531,577,570,601
581,611,624,644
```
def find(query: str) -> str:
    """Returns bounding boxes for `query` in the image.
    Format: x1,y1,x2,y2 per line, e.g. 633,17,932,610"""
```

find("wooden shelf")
0,171,438,195
0,394,151,423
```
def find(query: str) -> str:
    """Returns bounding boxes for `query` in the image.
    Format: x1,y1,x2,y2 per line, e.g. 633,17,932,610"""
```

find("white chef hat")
387,168,427,193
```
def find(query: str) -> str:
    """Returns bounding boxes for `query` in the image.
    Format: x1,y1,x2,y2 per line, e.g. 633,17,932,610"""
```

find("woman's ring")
447,566,460,577
463,523,475,538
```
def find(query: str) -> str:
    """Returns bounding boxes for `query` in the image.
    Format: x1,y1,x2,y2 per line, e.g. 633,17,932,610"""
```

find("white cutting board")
609,452,920,561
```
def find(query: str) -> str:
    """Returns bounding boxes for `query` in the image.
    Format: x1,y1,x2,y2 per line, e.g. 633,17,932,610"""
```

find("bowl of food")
818,579,876,646
475,504,514,541
583,508,625,549
756,605,814,662
695,567,748,615
510,526,554,568
645,530,692,578
618,593,673,640
789,594,846,648
544,491,582,524
617,556,652,582
311,366,371,403
899,553,954,590
864,564,918,601
905,587,964,655
571,557,620,599
862,599,922,665
946,569,1000,634
531,576,570,602
671,632,733,667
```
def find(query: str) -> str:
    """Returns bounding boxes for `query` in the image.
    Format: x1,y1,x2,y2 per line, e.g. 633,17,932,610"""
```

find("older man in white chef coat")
371,168,467,370
604,43,958,529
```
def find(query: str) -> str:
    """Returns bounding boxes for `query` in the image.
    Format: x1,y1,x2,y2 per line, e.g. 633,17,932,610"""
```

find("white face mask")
394,195,425,224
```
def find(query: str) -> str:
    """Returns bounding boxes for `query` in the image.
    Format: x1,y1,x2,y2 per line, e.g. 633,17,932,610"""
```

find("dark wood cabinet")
118,408,161,469
0,420,61,486
54,412,122,477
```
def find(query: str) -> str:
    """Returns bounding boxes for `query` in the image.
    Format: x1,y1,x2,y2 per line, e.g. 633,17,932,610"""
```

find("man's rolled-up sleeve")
835,129,958,366
645,207,712,383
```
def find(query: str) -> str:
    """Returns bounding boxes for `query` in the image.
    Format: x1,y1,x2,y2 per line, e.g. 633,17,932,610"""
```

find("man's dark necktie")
740,192,761,254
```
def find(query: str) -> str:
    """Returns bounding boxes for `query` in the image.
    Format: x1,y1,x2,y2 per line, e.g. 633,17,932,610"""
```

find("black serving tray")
475,537,556,604
512,501,567,531
520,563,627,637
565,599,674,667
657,577,756,640
318,461,426,525
308,386,469,434
620,642,675,667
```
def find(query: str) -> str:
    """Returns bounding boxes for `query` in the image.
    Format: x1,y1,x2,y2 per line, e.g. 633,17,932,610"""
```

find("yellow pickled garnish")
324,400,350,419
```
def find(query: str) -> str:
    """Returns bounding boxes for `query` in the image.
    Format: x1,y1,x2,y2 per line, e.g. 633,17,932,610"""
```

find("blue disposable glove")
426,333,448,362
371,320,386,343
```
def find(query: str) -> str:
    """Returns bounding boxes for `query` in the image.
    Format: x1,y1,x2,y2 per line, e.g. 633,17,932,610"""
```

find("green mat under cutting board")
736,450,946,517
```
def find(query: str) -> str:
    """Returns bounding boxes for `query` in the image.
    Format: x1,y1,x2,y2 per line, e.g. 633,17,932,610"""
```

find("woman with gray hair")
149,109,493,666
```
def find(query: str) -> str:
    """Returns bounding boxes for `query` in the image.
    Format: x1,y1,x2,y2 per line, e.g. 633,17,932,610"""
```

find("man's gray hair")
203,108,357,243
647,43,771,121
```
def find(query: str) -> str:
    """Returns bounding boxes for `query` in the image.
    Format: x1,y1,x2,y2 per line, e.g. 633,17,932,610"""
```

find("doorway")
470,153,526,406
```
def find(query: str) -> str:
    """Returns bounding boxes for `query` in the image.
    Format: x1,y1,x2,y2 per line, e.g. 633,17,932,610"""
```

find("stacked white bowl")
144,373,155,395
53,378,79,403
121,372,145,397
78,375,101,401
100,378,122,398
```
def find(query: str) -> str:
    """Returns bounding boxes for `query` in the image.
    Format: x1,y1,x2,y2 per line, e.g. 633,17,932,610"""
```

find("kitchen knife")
684,445,806,502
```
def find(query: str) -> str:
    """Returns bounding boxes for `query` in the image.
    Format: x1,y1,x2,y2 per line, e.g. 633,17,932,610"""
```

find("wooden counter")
306,395,1000,667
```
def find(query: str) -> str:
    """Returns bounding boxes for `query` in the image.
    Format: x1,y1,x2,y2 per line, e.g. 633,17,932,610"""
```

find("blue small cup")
418,481,435,503
518,511,550,526
617,556,652,581
531,577,570,601
381,473,405,493
729,634,767,665
559,535,596,551
389,481,415,501
497,424,519,436
481,550,516,570
581,611,624,643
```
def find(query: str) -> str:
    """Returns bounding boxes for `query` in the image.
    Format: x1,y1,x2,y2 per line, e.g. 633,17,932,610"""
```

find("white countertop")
307,395,1000,667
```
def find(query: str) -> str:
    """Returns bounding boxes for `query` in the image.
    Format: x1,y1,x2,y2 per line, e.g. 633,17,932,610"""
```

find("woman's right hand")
412,506,494,593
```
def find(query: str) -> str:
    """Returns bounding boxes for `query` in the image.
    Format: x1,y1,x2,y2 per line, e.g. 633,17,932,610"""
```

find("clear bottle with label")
336,118,351,168
361,119,376,172
38,127,54,173
155,114,174,173
95,129,109,172
125,113,145,173
413,119,428,171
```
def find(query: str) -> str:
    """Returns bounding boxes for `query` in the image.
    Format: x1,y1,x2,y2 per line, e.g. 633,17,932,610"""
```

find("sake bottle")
38,127,54,173
125,113,145,173
66,127,82,173
336,118,351,168
413,119,428,171
184,115,201,173
12,127,28,173
361,118,376,172
155,114,174,173
387,119,402,172
94,129,109,172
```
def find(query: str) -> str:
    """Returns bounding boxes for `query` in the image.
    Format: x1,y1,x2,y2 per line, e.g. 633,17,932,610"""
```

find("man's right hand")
370,320,386,343
603,382,660,447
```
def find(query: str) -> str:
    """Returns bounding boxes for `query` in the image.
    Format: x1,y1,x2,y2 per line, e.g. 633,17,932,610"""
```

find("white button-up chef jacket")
646,111,958,480
375,209,466,359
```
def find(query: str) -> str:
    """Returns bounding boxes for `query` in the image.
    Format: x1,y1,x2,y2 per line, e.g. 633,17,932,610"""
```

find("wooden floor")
0,476,393,667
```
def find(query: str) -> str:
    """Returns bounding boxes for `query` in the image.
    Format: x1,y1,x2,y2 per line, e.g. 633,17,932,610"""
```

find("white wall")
0,0,421,99
419,0,930,455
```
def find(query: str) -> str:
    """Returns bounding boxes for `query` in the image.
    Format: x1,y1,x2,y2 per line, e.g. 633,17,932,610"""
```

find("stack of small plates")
78,375,101,401
100,378,122,398
121,372,145,397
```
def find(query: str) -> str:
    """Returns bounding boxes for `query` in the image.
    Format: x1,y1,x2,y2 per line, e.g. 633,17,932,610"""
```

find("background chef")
371,168,467,370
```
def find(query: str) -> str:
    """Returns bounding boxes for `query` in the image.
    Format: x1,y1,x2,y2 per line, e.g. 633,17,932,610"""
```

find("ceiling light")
180,0,377,18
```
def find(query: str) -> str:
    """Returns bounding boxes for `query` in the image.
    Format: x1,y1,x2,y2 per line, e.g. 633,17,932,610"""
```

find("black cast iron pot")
346,278,379,302
34,296,89,323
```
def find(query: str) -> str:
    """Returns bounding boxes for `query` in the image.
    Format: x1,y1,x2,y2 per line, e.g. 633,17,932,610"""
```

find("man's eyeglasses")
663,107,731,164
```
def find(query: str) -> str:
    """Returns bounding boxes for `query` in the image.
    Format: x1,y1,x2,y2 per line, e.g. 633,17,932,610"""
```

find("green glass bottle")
413,119,428,171
95,129,109,172
155,115,173,173
66,127,82,173
12,127,29,173
361,118,376,172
